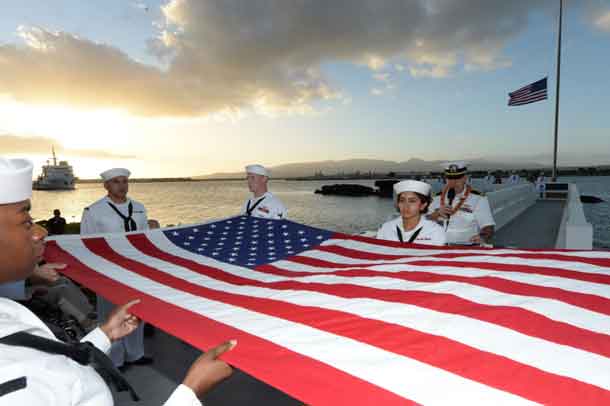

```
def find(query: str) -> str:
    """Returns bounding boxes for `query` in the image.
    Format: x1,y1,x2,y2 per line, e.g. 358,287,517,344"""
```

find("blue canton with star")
163,216,334,268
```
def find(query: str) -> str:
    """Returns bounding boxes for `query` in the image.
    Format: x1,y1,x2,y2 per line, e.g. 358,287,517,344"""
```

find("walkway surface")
494,200,564,249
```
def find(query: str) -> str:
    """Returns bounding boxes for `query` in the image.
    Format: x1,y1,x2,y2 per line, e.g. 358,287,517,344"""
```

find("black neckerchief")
396,225,423,243
246,196,266,216
0,332,139,401
107,201,137,232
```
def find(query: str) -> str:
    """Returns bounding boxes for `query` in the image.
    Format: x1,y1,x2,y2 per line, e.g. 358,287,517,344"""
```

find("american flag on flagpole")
508,77,548,106
45,215,610,405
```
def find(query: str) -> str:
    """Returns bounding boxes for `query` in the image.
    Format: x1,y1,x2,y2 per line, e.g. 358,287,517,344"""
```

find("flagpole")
552,0,563,181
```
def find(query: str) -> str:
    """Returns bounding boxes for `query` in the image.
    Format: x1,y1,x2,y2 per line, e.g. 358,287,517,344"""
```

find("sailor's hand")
183,340,236,398
30,263,64,285
428,210,442,222
101,299,141,341
469,234,482,244
438,206,453,218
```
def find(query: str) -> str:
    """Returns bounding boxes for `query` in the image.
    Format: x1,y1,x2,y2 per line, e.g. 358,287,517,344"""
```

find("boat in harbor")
33,147,77,190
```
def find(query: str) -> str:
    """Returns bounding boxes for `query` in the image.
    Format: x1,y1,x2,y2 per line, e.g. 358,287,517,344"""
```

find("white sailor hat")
100,168,131,181
245,164,269,177
442,161,468,179
0,157,33,204
393,180,432,197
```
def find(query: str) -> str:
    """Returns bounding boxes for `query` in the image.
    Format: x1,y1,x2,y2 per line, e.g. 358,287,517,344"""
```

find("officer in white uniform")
80,168,150,368
428,162,495,245
377,180,446,246
241,164,287,219
0,157,235,405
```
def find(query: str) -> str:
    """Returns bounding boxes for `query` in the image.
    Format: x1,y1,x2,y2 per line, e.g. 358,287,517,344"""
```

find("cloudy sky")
1,0,609,178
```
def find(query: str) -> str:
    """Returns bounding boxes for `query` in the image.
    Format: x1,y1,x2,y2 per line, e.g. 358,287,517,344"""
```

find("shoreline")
72,171,610,184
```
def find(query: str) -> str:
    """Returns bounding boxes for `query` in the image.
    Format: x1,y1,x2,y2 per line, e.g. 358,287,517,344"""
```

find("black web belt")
0,332,139,401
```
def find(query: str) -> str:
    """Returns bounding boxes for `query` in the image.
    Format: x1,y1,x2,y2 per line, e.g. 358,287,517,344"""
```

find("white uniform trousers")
97,296,144,367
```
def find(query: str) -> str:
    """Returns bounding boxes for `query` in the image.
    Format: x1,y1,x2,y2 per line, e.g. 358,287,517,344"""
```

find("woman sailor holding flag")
376,180,446,246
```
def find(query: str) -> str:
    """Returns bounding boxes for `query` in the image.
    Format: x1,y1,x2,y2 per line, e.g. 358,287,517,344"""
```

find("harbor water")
30,176,610,248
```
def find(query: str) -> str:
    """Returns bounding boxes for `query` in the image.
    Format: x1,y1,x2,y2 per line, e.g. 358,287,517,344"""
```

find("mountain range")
196,157,550,179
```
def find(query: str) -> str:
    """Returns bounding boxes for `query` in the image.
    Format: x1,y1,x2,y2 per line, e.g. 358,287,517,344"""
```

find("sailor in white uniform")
0,157,235,405
428,161,496,245
535,172,546,198
241,164,287,220
508,171,520,184
377,180,446,246
80,168,150,368
483,172,495,184
483,171,496,192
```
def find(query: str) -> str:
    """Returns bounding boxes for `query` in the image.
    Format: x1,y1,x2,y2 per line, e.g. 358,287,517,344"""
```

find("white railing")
487,183,537,230
555,184,593,249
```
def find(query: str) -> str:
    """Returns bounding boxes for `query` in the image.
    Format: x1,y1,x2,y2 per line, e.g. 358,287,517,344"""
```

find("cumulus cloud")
0,134,135,159
0,0,566,116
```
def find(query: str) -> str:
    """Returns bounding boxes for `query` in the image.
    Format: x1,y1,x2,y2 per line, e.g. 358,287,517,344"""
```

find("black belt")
107,201,137,232
396,226,423,243
0,377,26,397
246,196,266,216
0,332,139,401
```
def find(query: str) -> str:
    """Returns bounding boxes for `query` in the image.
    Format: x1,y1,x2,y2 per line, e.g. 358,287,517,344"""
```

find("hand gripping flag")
45,215,610,405
508,77,548,106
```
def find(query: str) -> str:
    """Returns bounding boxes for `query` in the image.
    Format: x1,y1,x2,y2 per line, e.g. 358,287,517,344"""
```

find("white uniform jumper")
241,191,287,220
80,196,148,367
377,217,446,246
430,187,495,245
0,298,199,405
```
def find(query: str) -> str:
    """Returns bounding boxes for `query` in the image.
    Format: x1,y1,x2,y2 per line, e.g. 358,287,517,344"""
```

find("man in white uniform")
535,172,546,198
241,164,287,219
80,168,151,368
428,161,495,245
483,171,496,192
508,171,520,184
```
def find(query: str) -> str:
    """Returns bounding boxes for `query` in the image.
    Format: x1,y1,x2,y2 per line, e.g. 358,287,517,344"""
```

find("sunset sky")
1,1,610,178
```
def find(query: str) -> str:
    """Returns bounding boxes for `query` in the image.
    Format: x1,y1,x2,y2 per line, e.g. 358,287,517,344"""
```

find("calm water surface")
31,177,610,248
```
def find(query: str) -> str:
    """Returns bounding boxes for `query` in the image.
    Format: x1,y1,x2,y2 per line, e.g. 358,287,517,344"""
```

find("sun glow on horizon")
1,99,133,150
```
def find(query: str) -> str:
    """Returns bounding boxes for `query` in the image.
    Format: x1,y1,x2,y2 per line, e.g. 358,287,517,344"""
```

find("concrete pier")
494,200,564,249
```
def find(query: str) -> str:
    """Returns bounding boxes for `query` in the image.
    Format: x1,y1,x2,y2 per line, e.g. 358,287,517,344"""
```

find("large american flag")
508,77,548,106
45,215,610,405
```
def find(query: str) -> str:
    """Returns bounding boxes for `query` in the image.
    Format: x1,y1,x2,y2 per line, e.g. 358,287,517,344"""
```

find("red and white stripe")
45,228,610,406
